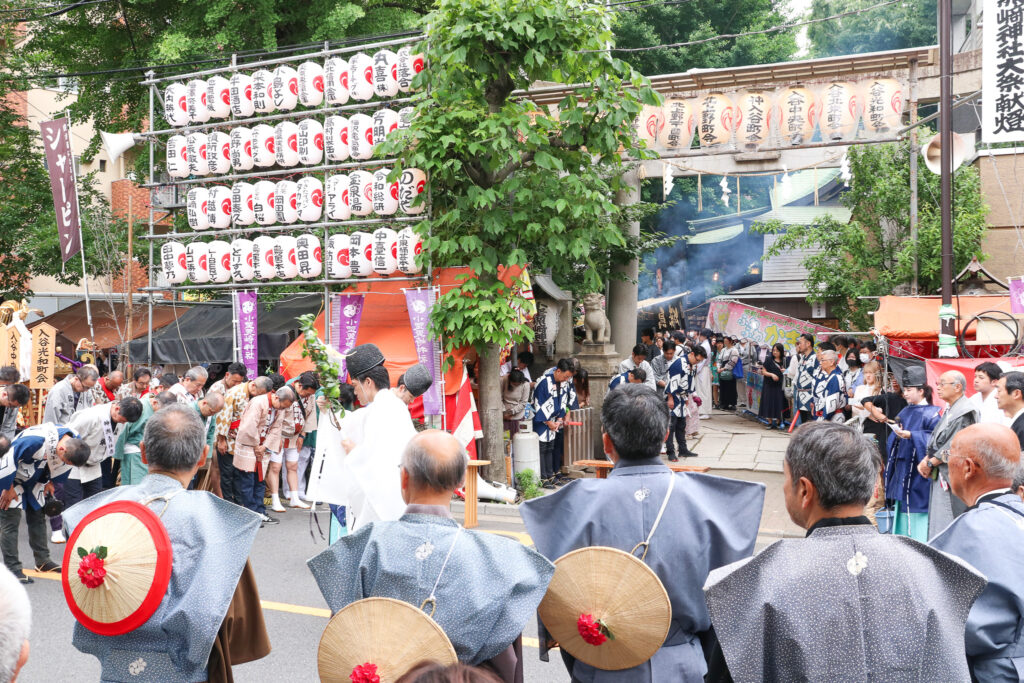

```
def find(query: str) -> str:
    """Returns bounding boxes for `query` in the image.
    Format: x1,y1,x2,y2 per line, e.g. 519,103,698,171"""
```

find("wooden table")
574,459,710,478
464,460,490,529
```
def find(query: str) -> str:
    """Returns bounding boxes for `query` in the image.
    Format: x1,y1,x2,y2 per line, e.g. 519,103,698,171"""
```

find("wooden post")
126,194,133,366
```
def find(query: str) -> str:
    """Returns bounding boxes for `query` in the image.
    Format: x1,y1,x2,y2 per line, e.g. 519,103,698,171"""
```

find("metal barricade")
564,407,595,466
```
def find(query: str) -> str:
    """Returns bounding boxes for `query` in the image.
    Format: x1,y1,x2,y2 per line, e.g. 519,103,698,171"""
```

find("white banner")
982,0,1024,143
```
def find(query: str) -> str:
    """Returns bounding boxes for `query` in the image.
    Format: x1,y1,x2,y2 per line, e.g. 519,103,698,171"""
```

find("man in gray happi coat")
522,384,765,682
919,370,979,538
308,430,553,683
703,422,987,683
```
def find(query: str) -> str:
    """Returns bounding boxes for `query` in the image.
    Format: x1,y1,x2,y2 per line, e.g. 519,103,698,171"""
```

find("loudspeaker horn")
99,131,138,162
921,131,968,175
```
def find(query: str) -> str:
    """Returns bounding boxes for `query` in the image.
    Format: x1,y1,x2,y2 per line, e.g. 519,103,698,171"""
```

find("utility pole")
937,0,957,358
908,59,919,295
125,194,133,367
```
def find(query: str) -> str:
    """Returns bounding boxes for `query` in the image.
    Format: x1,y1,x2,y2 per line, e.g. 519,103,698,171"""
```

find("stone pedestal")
577,342,623,459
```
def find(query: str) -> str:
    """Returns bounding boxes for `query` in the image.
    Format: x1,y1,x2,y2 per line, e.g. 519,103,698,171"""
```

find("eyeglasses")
937,381,960,387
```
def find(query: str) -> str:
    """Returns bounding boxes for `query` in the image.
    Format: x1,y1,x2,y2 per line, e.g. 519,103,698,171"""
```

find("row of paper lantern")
166,109,410,178
163,47,424,127
636,78,906,150
161,229,423,284
184,169,426,229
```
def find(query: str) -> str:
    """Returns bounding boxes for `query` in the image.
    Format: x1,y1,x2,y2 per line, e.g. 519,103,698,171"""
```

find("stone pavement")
685,408,790,473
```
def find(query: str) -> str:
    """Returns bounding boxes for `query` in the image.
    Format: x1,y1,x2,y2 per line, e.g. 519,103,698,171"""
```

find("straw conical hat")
61,500,173,636
318,597,457,683
538,546,671,671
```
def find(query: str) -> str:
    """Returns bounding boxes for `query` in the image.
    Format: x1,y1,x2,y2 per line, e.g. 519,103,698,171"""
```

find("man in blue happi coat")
308,429,553,683
664,343,696,460
521,384,765,682
533,358,576,486
931,422,1024,681
608,366,646,392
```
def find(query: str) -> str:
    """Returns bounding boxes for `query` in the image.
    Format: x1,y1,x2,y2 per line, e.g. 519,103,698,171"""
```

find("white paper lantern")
324,57,350,105
161,241,187,284
166,135,189,178
694,93,736,147
349,231,374,277
327,233,351,279
326,174,351,221
818,82,859,141
398,106,415,130
253,180,277,225
186,79,210,124
860,78,904,135
324,115,350,162
396,46,425,93
298,61,325,107
397,227,422,274
274,180,299,224
207,240,232,283
186,132,209,177
230,238,255,282
229,126,254,171
206,76,232,119
776,86,818,145
163,83,189,127
274,121,300,167
206,131,231,175
399,167,427,215
251,124,275,168
349,113,374,160
295,233,322,279
371,50,399,99
253,235,277,280
273,235,299,280
296,177,323,222
206,185,233,229
186,187,210,230
229,73,255,117
297,118,324,165
231,182,255,226
348,170,374,217
348,52,375,101
272,65,299,111
186,242,211,283
372,108,399,147
252,69,276,114
372,167,399,216
659,98,695,150
371,227,398,275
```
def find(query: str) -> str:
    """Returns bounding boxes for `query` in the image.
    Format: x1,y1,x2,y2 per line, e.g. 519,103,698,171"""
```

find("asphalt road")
10,505,571,683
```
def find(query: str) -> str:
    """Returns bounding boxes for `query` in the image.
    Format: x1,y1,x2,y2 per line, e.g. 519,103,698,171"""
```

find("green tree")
807,0,936,58
386,0,660,480
754,137,989,330
612,0,797,75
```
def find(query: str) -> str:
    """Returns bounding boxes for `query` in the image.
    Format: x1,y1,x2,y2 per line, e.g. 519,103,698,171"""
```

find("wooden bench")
574,459,710,479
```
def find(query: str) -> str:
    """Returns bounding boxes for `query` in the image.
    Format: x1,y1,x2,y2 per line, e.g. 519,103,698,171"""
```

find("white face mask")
859,353,871,363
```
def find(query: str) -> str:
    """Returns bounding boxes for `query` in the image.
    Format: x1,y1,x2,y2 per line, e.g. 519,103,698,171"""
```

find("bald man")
308,430,553,683
92,370,123,406
931,423,1024,682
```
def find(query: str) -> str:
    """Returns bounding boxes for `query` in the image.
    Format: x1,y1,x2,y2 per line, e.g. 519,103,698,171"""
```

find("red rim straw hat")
538,546,671,671
61,500,173,636
318,597,457,683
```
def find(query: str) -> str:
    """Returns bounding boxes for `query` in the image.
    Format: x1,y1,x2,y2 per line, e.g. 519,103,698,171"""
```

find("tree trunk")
478,340,506,484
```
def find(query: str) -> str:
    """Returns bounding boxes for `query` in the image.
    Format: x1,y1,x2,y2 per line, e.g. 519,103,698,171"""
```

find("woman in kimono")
885,369,940,542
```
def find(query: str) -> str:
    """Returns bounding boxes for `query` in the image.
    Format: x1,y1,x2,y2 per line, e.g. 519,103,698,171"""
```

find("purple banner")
39,117,82,262
236,291,259,379
331,293,364,382
405,288,441,415
1012,278,1024,315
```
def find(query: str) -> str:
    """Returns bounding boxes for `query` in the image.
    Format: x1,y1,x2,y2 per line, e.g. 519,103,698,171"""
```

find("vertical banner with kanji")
331,293,364,382
39,117,82,261
235,291,259,379
983,0,1024,143
30,323,56,390
1011,277,1024,314
6,326,20,377
405,288,442,415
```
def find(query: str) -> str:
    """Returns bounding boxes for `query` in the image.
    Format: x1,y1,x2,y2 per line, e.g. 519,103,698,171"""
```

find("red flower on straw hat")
77,545,108,589
577,613,613,646
349,662,380,683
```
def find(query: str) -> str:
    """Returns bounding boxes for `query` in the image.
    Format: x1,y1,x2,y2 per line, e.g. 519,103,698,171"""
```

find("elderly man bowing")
234,386,294,525
918,370,979,539
930,423,1024,681
308,430,553,683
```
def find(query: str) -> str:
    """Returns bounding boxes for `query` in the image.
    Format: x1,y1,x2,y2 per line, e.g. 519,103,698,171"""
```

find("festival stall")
873,294,1016,359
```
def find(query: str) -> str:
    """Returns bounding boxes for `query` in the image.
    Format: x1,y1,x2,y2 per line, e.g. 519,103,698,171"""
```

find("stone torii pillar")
607,167,641,358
